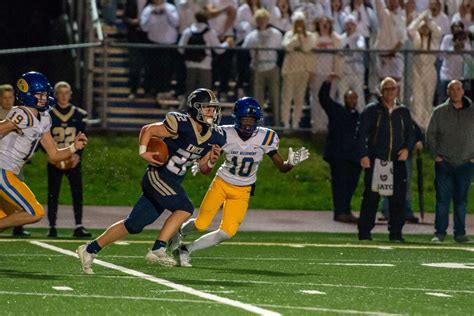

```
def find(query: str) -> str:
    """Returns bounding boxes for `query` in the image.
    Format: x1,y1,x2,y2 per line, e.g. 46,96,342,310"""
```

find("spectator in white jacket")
407,10,442,131
339,14,366,112
309,15,343,133
281,11,316,128
140,0,180,98
178,10,235,96
243,9,283,125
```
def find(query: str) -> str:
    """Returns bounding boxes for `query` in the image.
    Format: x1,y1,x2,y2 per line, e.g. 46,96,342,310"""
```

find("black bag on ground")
184,27,210,62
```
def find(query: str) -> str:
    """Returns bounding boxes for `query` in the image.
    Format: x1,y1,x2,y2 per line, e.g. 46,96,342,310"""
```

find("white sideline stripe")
2,238,472,252
258,304,404,316
199,279,474,294
0,290,402,315
52,286,73,291
29,241,281,316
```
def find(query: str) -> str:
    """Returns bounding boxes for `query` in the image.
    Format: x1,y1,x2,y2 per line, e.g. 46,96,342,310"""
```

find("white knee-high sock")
186,229,231,254
180,219,197,235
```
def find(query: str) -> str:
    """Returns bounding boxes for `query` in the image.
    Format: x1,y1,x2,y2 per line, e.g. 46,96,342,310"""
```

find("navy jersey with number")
141,112,226,213
49,104,87,156
157,112,226,183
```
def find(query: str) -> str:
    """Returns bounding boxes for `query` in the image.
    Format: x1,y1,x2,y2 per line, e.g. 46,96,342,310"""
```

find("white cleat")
76,244,96,274
145,248,177,267
168,231,184,252
173,247,192,267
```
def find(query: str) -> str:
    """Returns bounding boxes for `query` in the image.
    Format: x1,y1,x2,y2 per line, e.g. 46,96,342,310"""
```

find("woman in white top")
451,0,473,29
309,16,343,133
273,0,293,33
407,10,442,131
330,0,348,34
344,0,377,44
439,21,472,100
281,11,316,128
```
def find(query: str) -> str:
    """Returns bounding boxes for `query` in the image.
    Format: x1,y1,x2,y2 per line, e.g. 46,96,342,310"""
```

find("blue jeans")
434,161,473,237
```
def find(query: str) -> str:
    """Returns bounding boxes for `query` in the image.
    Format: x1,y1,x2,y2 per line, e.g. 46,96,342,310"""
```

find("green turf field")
1,229,473,315
23,134,473,212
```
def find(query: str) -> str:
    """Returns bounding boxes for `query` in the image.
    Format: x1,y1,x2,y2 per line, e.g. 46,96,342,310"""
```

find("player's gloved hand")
209,144,221,164
139,152,164,166
287,147,310,166
191,160,200,176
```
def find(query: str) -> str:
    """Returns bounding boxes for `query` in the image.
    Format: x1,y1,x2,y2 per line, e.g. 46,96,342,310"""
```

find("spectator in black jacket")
357,77,415,242
319,77,361,223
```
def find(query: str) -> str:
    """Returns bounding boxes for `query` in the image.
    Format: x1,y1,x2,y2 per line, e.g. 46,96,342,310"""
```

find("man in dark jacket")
426,80,474,243
357,77,415,241
319,79,361,223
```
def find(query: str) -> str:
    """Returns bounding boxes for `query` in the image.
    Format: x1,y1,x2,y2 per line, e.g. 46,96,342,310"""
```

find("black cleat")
12,226,31,237
47,227,58,238
73,227,92,238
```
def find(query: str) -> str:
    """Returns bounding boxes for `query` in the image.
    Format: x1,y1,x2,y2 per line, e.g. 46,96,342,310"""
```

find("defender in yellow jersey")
0,72,88,232
171,97,309,267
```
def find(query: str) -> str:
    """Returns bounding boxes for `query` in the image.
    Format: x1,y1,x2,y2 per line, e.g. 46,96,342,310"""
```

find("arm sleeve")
403,110,416,152
425,110,438,157
263,130,279,153
6,107,33,131
139,5,154,32
356,107,372,159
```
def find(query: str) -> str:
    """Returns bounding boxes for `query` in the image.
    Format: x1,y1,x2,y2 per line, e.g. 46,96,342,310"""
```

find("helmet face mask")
233,97,263,137
187,88,221,126
16,71,55,112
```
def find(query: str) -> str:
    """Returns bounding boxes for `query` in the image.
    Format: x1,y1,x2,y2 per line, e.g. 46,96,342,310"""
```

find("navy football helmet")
187,88,221,126
233,97,263,137
16,71,55,112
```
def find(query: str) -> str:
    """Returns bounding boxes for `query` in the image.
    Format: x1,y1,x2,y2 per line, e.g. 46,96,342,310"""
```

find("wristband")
69,145,77,154
207,160,216,168
139,145,147,155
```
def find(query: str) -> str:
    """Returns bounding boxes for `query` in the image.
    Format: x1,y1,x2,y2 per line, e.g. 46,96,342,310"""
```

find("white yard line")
29,241,280,316
0,290,405,315
0,290,213,304
257,304,405,316
1,238,471,252
198,279,474,295
52,286,73,291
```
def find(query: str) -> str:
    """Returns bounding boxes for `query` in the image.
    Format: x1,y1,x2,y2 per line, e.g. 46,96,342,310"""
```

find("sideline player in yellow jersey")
0,72,88,232
171,97,309,267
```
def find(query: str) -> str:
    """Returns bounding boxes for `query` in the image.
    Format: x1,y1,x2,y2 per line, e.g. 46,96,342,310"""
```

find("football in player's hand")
55,157,74,170
147,137,169,164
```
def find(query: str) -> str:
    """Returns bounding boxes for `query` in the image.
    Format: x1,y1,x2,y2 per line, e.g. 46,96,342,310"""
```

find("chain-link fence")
98,42,472,131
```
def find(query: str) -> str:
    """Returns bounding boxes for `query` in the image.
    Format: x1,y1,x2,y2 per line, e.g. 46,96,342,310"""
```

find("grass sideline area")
1,229,473,315
24,134,473,211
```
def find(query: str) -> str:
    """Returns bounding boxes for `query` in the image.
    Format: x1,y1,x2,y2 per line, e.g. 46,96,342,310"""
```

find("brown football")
55,157,74,170
147,137,169,163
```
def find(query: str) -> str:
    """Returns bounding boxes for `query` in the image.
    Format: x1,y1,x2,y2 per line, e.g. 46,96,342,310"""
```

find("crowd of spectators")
118,0,472,132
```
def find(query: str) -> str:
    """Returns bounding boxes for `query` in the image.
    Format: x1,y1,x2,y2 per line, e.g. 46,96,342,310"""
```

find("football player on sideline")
77,88,226,273
0,72,88,232
171,97,309,267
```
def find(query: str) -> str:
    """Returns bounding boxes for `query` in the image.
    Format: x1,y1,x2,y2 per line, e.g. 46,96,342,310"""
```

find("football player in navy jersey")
170,97,309,267
47,81,90,238
77,88,226,273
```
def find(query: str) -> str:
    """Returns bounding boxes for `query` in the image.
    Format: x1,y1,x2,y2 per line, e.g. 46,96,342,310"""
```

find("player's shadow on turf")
0,269,62,280
193,266,314,277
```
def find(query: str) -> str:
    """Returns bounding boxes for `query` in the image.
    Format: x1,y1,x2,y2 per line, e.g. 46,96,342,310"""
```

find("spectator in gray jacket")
426,80,474,243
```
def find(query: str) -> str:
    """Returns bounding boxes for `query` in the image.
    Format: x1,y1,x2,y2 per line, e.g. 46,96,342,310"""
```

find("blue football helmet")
16,71,55,112
187,88,221,126
233,97,263,137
